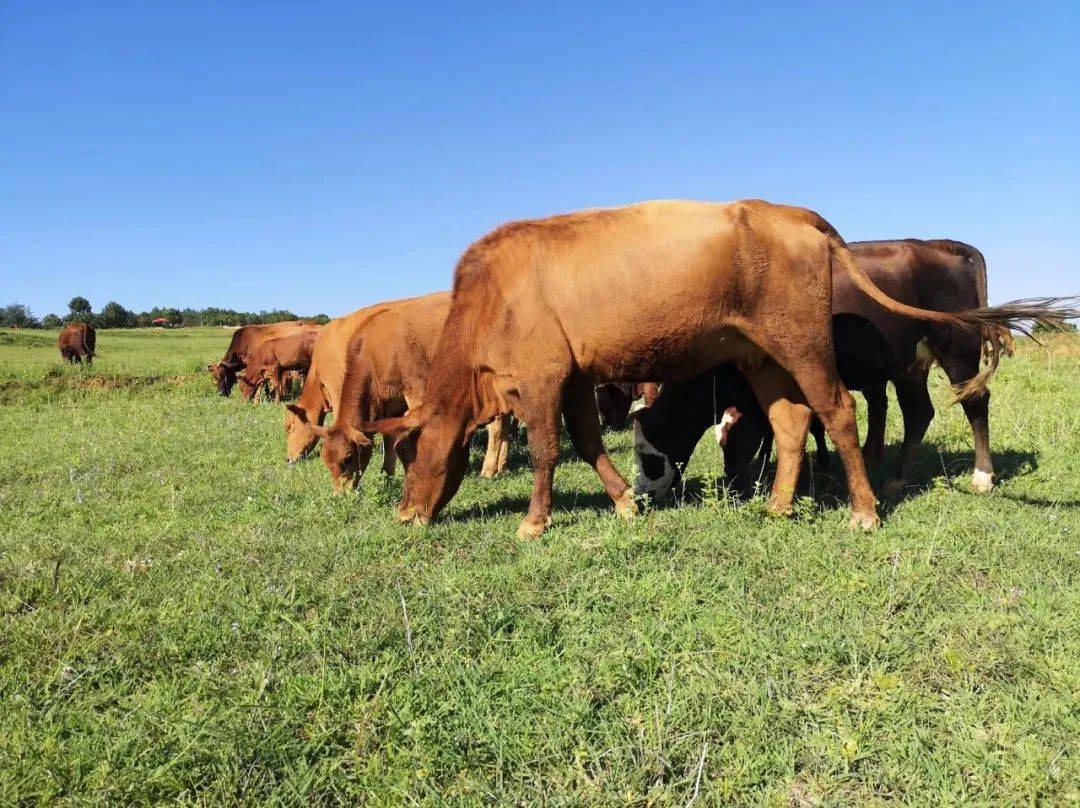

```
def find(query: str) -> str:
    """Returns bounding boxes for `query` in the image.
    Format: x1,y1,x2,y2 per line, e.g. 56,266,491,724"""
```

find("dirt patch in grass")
0,372,196,404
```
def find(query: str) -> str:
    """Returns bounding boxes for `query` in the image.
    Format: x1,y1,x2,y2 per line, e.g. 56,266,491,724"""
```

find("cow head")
632,374,734,500
284,404,325,464
361,407,471,524
320,424,374,493
206,362,238,396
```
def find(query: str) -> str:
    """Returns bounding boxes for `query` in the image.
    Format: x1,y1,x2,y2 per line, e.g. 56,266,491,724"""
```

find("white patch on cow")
713,407,741,446
632,420,675,497
972,469,994,492
628,398,647,415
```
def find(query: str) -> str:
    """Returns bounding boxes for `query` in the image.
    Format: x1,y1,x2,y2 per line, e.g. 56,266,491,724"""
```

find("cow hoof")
479,465,498,479
881,478,907,499
516,517,550,540
971,469,994,493
614,491,638,521
849,510,881,530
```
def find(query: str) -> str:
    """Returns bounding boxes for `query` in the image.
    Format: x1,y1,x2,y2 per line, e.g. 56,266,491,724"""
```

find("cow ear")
285,404,308,423
358,411,422,440
343,425,373,446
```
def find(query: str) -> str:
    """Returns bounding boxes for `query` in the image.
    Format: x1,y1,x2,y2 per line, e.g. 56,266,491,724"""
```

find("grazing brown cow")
286,292,511,492
360,199,1071,538
234,324,322,403
58,322,96,364
634,239,1035,499
283,308,382,463
206,321,315,397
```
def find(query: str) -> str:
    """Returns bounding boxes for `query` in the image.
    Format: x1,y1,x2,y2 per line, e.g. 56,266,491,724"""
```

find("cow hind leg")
743,362,813,518
936,353,994,492
561,382,636,519
480,415,510,478
882,374,934,498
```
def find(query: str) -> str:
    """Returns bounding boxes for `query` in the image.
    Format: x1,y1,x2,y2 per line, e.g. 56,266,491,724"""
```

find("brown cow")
234,324,322,403
206,321,316,396
58,322,96,364
285,292,511,492
359,199,1071,538
283,302,418,466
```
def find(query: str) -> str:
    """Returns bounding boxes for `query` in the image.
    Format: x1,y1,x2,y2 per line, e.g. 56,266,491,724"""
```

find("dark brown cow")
206,321,315,396
58,322,96,364
360,200,1067,538
292,292,512,493
234,325,321,403
633,239,1067,500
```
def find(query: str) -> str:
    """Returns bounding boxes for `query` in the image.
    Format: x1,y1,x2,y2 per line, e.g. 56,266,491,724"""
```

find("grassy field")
1,327,1077,805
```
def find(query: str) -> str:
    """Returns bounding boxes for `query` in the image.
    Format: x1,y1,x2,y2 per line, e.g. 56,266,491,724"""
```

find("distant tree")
42,313,63,329
68,296,92,315
1,302,40,328
99,300,136,328
258,309,300,324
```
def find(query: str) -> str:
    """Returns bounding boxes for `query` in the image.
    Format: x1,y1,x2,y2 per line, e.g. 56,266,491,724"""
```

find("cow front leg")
882,374,934,498
861,382,888,468
512,379,568,539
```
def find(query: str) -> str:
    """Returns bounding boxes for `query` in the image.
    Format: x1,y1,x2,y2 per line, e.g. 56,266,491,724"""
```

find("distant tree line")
0,297,331,329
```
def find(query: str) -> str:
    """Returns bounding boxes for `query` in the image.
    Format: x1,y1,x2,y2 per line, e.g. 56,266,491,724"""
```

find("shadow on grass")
452,489,618,523
455,436,1055,524
662,445,1045,516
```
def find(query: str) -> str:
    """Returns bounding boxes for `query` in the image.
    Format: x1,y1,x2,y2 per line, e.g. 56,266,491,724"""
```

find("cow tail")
952,244,1001,402
828,237,1079,402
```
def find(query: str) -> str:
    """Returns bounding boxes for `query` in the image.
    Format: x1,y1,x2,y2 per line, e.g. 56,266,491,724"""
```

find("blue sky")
2,2,1076,318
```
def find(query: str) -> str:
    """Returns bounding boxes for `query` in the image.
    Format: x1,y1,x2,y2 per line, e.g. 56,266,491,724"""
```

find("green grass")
1,327,1077,805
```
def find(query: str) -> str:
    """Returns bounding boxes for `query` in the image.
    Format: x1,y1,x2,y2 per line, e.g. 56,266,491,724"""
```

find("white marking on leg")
972,469,994,492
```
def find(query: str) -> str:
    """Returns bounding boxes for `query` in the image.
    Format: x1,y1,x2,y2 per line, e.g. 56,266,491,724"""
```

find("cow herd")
192,199,1073,538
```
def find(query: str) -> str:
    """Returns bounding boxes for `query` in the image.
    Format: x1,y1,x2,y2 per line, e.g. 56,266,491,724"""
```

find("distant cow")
234,325,321,403
289,292,512,493
58,322,95,364
206,321,317,397
357,200,1057,539
632,239,1037,499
